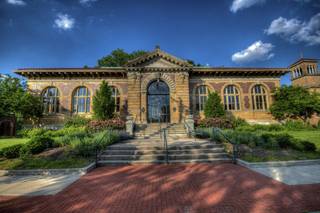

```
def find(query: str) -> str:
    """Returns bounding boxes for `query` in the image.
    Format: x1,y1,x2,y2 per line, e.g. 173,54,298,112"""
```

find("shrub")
299,141,317,152
259,133,279,149
231,117,248,128
198,117,233,129
88,118,125,132
2,144,24,159
64,116,90,128
17,128,48,138
195,128,211,139
274,134,294,149
70,137,95,157
71,130,120,157
26,136,54,154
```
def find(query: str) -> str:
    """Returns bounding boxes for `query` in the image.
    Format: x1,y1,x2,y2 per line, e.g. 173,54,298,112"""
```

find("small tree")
92,81,115,120
270,85,320,121
204,92,225,118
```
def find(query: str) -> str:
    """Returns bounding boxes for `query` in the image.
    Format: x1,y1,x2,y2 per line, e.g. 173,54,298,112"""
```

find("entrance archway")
147,80,170,123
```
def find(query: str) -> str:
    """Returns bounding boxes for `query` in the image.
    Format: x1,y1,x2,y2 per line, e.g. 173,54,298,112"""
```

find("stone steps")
98,139,230,165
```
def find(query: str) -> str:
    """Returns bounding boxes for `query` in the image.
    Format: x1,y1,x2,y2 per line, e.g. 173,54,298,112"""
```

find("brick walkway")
0,163,320,213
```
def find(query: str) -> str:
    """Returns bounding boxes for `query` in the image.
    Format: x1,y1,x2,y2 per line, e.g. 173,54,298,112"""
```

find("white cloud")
230,0,265,13
6,0,26,6
54,14,75,30
265,13,320,46
79,0,97,5
232,41,274,64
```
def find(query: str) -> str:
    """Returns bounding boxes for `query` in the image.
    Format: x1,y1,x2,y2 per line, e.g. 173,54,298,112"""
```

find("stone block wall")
189,77,280,122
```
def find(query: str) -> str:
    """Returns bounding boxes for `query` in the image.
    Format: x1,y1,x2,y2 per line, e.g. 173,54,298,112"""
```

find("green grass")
284,130,320,149
0,138,29,150
0,156,92,170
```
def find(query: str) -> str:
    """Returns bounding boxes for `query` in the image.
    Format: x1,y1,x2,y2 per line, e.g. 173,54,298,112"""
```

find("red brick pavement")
0,163,320,213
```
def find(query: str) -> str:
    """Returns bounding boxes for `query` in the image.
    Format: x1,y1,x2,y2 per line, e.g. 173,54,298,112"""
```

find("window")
195,85,209,112
224,85,240,110
251,85,268,111
112,87,120,112
72,87,90,113
42,87,59,114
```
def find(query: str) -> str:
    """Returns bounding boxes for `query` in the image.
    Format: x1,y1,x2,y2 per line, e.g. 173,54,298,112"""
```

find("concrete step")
98,158,231,165
99,154,166,161
101,148,224,155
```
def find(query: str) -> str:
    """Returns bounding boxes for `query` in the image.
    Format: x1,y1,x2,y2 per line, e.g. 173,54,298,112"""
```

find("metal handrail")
161,128,169,164
213,128,238,164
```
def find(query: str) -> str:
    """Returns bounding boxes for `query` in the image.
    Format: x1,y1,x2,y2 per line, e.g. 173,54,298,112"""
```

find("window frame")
42,87,60,115
72,86,91,114
111,86,121,113
251,84,268,111
223,85,241,111
195,85,209,113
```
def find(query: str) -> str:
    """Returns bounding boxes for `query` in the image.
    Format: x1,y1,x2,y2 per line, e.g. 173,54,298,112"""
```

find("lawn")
0,138,29,150
285,130,320,149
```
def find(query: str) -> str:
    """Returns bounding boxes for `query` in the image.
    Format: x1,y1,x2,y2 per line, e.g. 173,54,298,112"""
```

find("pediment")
125,47,191,68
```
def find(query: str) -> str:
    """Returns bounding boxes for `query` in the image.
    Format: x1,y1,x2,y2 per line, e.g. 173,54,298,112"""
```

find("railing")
213,128,238,164
160,128,169,164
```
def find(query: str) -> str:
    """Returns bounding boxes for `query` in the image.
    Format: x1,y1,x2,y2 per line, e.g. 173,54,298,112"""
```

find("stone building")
290,58,320,93
16,47,319,125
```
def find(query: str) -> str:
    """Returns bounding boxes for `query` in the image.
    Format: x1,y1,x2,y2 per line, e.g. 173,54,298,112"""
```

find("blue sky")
1,0,319,85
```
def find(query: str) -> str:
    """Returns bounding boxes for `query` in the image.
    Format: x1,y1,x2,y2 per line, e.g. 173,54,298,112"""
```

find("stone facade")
17,47,299,125
290,58,320,93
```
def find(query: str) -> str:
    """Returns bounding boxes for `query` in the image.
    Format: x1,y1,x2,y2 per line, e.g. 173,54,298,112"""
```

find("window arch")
42,87,60,114
111,86,120,112
195,85,209,112
223,85,240,111
72,87,91,113
251,85,268,111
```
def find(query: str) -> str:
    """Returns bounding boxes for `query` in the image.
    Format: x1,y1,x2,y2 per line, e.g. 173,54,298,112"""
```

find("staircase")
98,123,231,165
134,123,186,140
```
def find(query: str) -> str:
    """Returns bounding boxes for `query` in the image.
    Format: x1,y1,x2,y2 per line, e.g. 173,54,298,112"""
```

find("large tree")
0,76,42,123
97,48,201,67
270,85,320,121
92,81,115,120
204,92,225,118
97,49,147,67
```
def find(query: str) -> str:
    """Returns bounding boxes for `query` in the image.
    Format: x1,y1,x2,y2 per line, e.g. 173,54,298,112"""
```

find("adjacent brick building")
15,47,320,125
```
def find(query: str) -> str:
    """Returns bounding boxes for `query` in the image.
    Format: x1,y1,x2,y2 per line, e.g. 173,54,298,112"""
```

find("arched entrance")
147,80,170,123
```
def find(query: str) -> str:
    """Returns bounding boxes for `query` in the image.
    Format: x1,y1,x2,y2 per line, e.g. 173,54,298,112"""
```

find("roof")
289,58,319,68
14,47,290,78
125,46,192,67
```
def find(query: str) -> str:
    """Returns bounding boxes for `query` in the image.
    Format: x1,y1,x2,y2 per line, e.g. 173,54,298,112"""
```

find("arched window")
42,87,59,114
72,87,90,113
224,85,240,111
299,67,303,76
251,85,268,111
112,87,120,112
195,85,209,112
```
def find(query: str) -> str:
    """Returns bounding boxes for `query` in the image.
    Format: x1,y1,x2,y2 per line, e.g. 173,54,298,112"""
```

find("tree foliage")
92,81,115,120
0,76,43,123
270,85,320,121
204,92,226,118
97,49,147,67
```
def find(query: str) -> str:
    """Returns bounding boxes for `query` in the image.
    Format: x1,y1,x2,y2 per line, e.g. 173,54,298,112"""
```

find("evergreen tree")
204,92,225,118
92,81,115,120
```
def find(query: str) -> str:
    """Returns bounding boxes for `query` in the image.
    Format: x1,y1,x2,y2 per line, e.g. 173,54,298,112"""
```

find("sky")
1,0,320,85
